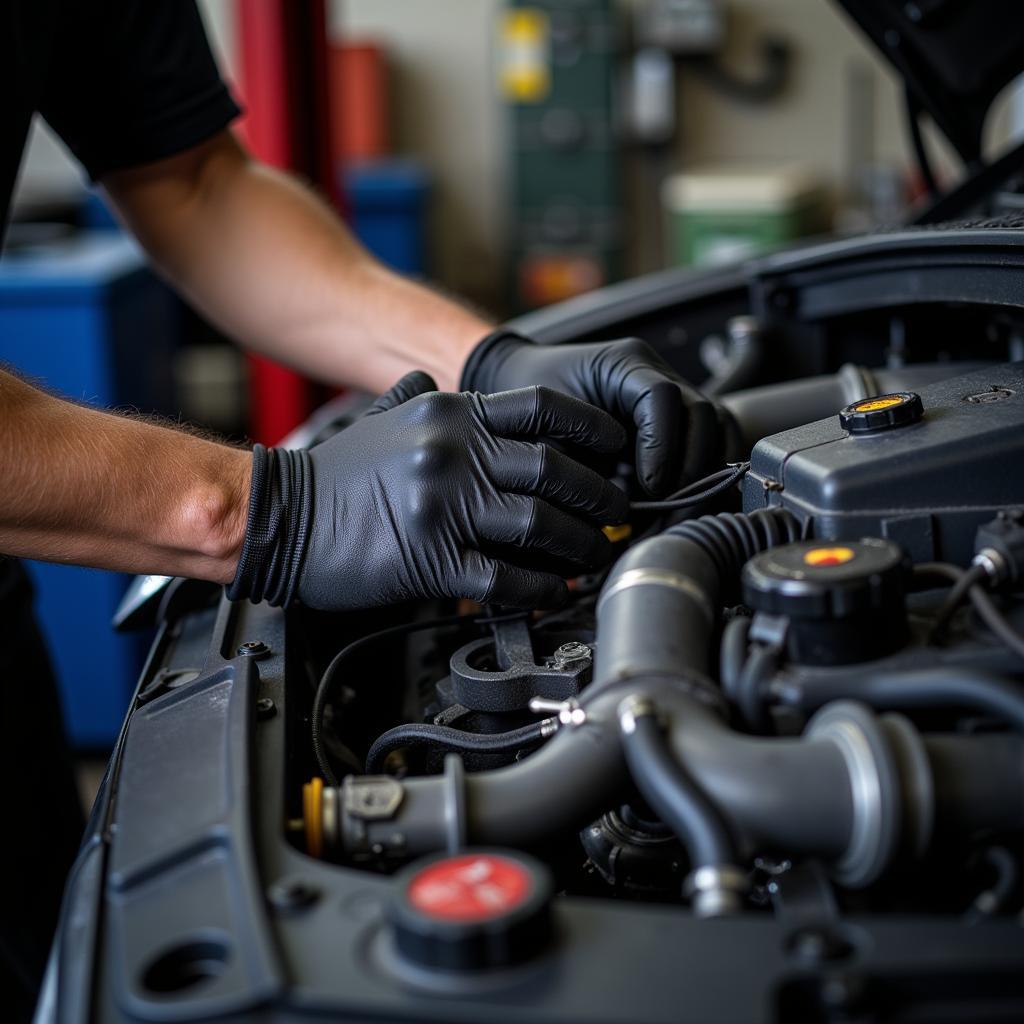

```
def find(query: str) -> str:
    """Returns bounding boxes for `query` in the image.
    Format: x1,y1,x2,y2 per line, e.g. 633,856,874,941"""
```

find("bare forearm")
0,370,251,582
104,133,491,393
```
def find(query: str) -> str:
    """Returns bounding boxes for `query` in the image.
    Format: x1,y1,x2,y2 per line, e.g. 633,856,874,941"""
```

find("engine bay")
55,225,1024,1023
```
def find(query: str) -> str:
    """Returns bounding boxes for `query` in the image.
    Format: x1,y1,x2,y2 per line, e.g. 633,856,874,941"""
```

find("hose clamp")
617,695,658,735
684,864,747,918
597,568,714,623
973,547,1007,584
321,783,339,857
805,700,900,888
442,753,467,855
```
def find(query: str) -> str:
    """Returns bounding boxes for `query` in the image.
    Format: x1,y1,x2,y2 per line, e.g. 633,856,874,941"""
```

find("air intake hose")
593,508,801,688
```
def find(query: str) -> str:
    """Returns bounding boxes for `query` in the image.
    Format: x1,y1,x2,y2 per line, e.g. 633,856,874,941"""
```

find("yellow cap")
803,546,856,567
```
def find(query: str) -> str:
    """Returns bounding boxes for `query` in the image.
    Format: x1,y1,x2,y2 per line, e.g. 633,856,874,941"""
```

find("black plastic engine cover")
743,362,1024,564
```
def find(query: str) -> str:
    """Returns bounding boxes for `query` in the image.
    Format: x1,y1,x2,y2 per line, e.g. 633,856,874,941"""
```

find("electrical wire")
913,560,983,638
913,560,1024,660
930,563,988,637
968,585,1024,662
629,462,751,512
913,561,966,586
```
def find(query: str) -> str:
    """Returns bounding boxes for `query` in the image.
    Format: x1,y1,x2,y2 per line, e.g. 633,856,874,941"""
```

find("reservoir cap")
742,538,907,620
839,391,923,434
391,850,552,971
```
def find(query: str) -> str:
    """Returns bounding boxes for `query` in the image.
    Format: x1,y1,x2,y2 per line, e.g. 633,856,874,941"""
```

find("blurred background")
4,0,1024,763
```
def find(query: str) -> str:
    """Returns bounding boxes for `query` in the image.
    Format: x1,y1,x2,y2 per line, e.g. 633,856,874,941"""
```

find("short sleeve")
39,0,242,180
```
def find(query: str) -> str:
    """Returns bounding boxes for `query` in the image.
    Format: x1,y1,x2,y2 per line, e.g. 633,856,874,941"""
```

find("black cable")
630,462,750,512
912,561,989,641
913,560,1024,659
686,37,790,105
365,720,549,774
912,561,965,586
309,610,481,786
968,585,1024,662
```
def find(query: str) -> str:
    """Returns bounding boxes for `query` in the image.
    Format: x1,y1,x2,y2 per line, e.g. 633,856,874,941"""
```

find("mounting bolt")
238,640,270,658
550,641,592,670
255,697,277,720
267,878,320,914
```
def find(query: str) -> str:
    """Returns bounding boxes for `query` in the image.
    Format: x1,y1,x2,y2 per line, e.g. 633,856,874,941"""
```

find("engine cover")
743,361,1024,563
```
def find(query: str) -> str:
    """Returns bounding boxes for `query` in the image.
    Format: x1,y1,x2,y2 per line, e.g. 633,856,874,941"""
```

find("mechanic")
1,1,718,1014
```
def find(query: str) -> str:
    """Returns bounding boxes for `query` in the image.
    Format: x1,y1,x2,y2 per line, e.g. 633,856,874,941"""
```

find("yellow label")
499,9,550,102
603,523,633,543
854,396,905,413
803,546,856,567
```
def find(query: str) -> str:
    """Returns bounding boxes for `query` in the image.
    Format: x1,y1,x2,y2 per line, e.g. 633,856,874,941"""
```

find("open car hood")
833,0,1024,166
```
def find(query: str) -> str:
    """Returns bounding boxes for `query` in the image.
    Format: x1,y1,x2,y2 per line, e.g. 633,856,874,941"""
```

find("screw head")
551,641,592,669
267,878,320,913
256,697,276,720
238,640,269,658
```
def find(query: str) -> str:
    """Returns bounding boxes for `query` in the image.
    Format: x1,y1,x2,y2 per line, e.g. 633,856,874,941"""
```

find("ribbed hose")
665,508,803,601
594,507,801,689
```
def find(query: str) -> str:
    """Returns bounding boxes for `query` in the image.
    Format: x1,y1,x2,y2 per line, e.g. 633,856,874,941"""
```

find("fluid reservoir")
741,538,909,665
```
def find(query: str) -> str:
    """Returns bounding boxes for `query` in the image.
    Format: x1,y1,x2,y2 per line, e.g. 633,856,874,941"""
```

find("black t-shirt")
1,0,240,235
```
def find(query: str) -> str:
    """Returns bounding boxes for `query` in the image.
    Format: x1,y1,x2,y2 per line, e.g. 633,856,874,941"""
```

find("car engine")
47,217,1024,1024
34,1,1024,1018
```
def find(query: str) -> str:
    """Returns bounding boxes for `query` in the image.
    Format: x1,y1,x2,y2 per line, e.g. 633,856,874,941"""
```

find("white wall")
334,0,505,308
13,0,1024,295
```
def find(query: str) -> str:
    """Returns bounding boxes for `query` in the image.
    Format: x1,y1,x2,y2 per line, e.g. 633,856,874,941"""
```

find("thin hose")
914,560,1024,660
366,720,550,774
619,703,736,869
926,563,987,638
732,643,779,733
719,616,751,698
968,586,1024,662
777,668,1024,734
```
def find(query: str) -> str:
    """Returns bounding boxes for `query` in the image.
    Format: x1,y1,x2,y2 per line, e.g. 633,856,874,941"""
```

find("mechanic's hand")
461,330,720,496
227,371,628,611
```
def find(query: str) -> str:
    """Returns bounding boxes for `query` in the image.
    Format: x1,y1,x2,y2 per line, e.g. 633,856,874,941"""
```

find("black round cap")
390,849,553,972
839,392,923,434
742,538,908,620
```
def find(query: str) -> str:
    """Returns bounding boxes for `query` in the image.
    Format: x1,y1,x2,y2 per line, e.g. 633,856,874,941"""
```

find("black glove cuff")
227,444,314,608
459,328,531,393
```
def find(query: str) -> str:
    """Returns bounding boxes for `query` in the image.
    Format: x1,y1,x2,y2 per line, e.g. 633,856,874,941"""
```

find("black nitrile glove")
462,330,720,496
228,371,628,611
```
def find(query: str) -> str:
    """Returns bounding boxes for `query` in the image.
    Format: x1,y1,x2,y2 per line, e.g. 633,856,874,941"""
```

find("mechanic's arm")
0,368,249,582
0,367,626,610
103,129,720,495
102,131,488,394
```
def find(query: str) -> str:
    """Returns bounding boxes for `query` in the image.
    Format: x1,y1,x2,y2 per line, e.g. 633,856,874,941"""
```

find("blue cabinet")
0,232,177,747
